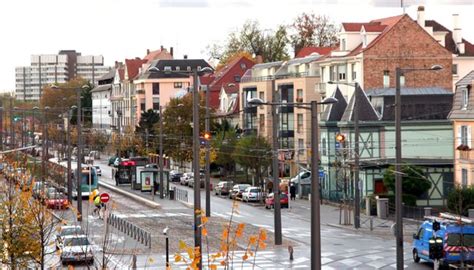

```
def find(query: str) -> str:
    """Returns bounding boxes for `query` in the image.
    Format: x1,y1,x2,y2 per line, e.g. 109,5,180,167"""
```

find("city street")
91,158,435,269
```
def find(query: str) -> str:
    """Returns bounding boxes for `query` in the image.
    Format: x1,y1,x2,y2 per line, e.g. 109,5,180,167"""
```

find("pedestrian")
290,183,296,201
93,189,105,219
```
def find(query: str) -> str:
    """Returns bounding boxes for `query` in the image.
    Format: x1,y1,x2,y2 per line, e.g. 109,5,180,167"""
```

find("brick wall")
363,15,453,91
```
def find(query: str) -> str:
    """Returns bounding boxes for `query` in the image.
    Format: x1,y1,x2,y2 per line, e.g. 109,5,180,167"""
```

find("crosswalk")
167,250,310,269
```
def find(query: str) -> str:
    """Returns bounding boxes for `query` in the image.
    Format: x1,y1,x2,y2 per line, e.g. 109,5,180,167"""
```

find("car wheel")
412,249,420,263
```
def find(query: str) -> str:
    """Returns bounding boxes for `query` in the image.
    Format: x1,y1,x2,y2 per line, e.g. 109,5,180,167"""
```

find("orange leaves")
259,229,267,241
249,235,257,245
222,228,229,239
235,223,245,238
202,227,208,236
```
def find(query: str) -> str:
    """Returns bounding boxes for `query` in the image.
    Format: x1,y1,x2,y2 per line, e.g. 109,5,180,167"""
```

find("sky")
0,0,473,92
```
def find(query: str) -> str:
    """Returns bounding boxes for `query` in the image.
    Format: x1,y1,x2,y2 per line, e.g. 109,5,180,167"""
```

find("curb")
99,181,161,209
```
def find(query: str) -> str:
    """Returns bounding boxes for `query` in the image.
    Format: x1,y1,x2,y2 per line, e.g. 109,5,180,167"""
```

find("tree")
135,109,160,149
212,128,238,178
209,20,290,65
233,135,271,186
290,13,339,56
383,165,432,205
157,93,208,165
447,186,474,216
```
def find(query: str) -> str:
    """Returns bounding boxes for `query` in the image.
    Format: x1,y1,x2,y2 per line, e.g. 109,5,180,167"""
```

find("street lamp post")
67,106,76,204
148,66,214,269
394,65,442,269
248,97,337,268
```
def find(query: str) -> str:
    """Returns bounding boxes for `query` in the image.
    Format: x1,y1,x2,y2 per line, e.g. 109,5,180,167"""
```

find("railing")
175,187,188,203
241,75,274,83
107,213,152,248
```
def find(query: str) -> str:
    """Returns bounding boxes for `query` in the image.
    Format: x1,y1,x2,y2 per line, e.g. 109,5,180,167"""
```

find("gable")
113,69,121,84
363,15,451,58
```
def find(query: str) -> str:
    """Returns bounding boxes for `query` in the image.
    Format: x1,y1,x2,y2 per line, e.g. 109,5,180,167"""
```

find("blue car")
413,214,474,267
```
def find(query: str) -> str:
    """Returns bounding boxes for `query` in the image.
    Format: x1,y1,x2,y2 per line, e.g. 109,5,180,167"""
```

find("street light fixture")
328,80,361,229
248,96,337,269
393,64,442,269
148,65,214,269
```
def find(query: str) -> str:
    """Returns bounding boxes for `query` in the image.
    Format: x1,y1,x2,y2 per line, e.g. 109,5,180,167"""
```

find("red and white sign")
100,193,110,203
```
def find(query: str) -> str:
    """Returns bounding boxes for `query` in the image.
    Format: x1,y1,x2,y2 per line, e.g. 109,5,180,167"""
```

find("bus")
112,156,149,188
49,158,99,199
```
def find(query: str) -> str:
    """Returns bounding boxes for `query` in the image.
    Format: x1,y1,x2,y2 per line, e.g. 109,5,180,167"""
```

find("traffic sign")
319,170,325,178
100,193,110,203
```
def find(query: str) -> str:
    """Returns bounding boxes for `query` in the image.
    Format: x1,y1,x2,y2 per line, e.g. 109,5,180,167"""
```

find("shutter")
468,126,472,148
457,126,462,146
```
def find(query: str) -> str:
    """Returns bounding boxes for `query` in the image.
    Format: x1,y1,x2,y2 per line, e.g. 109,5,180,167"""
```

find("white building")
15,50,111,101
91,70,114,133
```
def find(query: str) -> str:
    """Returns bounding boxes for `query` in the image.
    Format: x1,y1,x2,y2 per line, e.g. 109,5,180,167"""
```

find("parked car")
108,156,118,166
189,177,205,188
94,166,102,176
56,226,84,250
230,184,251,200
145,164,158,169
265,193,289,209
45,191,69,209
215,181,233,196
170,171,183,182
60,235,94,265
180,173,193,186
32,181,48,199
242,187,263,202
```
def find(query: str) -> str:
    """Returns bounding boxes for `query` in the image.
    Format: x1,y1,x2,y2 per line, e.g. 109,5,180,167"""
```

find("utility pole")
41,108,47,181
159,105,164,199
10,99,14,150
76,89,83,222
272,81,282,245
192,69,202,269
0,101,3,152
354,83,360,229
21,111,25,148
66,108,73,204
205,85,211,217
145,128,149,154
395,67,403,269
310,100,322,269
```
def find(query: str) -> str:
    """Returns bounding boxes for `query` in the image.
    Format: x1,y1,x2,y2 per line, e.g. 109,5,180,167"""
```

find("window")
351,63,356,81
461,125,471,146
296,89,303,103
383,70,390,88
298,139,304,155
362,34,367,47
341,39,346,51
462,87,470,109
152,83,160,95
453,64,458,75
400,75,405,87
259,114,265,132
259,91,264,101
140,102,145,112
297,113,303,133
322,137,327,155
153,97,160,110
338,65,346,81
321,67,326,82
174,82,183,89
462,168,468,187
240,63,247,69
234,75,241,82
329,66,335,81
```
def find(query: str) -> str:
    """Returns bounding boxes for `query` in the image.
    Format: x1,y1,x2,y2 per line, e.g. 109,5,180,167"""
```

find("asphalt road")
89,159,436,269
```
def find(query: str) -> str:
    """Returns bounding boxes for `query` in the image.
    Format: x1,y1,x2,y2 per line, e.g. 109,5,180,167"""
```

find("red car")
45,192,69,209
265,193,289,209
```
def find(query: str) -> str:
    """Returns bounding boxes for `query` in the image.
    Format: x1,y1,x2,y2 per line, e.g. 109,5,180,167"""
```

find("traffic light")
203,132,211,140
335,133,345,143
429,237,444,260
433,220,440,232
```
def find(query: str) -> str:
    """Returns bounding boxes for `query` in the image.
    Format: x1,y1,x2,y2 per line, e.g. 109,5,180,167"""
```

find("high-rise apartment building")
15,50,111,101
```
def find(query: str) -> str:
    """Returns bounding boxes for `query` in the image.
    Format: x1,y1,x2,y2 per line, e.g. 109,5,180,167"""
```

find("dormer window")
462,85,471,109
362,33,368,48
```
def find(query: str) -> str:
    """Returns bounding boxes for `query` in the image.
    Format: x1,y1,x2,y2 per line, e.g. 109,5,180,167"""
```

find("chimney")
115,61,119,68
256,55,263,64
170,47,174,57
417,6,425,28
183,55,188,59
453,14,464,54
147,49,150,55
161,45,164,51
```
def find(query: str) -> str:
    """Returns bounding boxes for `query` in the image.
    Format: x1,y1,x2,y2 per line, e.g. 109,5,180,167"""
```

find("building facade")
15,50,111,101
448,71,474,187
91,70,114,133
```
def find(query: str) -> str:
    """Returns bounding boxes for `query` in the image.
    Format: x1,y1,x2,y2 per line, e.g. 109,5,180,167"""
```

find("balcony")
244,106,257,113
241,75,274,83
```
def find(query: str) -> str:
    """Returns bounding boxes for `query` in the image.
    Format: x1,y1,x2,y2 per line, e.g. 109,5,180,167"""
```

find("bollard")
131,254,137,270
370,217,373,231
288,245,294,261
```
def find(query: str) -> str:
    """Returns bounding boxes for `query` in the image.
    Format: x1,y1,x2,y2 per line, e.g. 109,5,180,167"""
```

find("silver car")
56,225,84,250
60,235,94,264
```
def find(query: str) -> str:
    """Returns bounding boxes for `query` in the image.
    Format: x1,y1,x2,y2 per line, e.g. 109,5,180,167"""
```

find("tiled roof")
424,20,474,56
143,49,173,62
321,87,347,122
456,70,474,86
98,69,115,81
138,59,213,80
341,85,380,122
449,71,474,120
363,15,405,51
362,24,387,32
296,47,335,58
118,68,125,81
91,84,111,93
222,83,239,94
342,23,378,32
125,58,147,80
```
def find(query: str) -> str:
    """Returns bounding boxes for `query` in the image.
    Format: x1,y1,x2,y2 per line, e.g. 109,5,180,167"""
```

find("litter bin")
169,188,175,200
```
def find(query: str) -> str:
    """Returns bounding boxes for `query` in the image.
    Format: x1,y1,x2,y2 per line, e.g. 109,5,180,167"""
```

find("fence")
107,213,152,248
175,188,188,203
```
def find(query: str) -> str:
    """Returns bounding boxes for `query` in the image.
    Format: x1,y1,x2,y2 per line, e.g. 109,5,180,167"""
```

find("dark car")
108,156,118,166
170,171,183,182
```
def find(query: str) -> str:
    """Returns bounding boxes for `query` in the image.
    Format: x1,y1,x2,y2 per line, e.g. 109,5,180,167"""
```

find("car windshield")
239,185,250,191
447,233,474,247
250,188,260,193
61,227,82,236
64,237,89,246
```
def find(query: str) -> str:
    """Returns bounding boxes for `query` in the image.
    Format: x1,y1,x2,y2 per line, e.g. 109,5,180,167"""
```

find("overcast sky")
0,0,473,92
